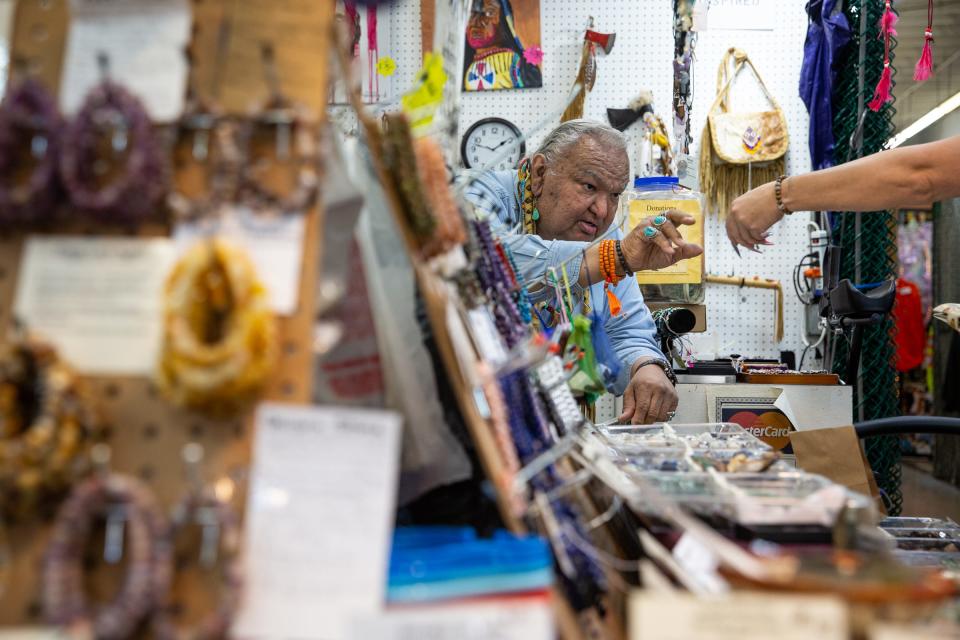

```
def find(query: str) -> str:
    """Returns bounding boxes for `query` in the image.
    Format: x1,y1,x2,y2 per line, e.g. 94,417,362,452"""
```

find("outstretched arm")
727,135,960,248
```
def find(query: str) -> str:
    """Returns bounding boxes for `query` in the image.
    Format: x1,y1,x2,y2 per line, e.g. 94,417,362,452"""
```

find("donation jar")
626,176,705,304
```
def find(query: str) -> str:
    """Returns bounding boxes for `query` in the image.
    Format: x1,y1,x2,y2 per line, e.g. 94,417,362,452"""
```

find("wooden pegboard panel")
0,206,319,626
9,0,334,117
189,0,335,116
0,0,328,627
9,0,69,94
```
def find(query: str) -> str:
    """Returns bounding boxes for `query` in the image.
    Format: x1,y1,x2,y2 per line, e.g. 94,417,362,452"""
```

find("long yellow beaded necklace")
515,158,539,235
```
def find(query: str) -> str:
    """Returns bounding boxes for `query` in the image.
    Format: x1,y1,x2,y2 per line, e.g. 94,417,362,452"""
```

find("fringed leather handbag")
700,48,788,217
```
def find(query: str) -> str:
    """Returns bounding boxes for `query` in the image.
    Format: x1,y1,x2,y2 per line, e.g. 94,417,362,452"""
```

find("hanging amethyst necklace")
59,80,166,225
473,219,528,348
0,77,62,225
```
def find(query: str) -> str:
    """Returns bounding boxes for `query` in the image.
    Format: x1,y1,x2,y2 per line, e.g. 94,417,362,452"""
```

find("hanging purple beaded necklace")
0,78,62,225
59,81,166,225
472,220,528,348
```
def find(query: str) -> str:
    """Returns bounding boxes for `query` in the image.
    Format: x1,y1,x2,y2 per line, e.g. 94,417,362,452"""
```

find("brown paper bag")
789,425,886,515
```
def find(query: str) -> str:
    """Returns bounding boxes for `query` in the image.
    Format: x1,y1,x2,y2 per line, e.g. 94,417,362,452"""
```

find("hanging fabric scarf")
914,0,934,82
367,5,380,101
343,2,361,58
868,0,897,111
799,0,851,170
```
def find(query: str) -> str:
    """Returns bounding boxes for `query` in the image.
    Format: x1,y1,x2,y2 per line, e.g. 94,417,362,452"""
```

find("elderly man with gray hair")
465,119,702,424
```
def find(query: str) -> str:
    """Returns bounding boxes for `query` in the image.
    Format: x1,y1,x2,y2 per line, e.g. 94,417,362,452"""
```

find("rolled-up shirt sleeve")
599,276,665,395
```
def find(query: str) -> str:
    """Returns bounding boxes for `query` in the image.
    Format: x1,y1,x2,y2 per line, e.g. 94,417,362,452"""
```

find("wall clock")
460,117,525,171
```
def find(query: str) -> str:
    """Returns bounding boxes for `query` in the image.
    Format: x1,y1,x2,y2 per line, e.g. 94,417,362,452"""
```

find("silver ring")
666,411,676,421
643,226,660,240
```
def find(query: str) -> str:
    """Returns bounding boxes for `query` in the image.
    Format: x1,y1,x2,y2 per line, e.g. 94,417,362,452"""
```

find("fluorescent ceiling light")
888,89,960,148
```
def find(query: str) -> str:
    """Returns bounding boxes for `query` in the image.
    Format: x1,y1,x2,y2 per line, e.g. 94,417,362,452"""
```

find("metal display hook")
90,444,129,566
258,42,296,161
180,443,223,568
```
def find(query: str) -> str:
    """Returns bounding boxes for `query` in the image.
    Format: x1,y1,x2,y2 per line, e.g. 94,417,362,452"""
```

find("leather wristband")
614,240,633,275
634,358,678,387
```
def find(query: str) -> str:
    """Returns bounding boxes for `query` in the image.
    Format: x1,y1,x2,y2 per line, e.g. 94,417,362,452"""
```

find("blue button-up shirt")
463,170,664,395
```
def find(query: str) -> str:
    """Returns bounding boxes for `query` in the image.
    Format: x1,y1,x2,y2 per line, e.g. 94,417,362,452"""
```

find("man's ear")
530,154,548,198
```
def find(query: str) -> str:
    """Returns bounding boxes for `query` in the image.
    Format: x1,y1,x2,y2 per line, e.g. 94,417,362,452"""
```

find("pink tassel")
914,31,934,81
879,1,898,37
344,2,359,58
869,64,893,112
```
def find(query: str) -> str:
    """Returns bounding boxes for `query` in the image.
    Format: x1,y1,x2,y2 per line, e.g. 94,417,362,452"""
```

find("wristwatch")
635,358,678,387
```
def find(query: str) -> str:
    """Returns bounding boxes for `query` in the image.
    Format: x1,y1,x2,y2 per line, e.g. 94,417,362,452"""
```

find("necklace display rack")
335,33,636,640
0,0,331,627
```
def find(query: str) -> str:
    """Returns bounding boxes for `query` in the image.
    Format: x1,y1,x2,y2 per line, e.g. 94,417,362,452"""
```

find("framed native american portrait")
462,0,543,91
420,0,543,91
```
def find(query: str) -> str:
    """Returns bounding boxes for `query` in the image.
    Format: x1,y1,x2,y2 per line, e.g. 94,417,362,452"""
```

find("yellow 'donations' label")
627,198,703,285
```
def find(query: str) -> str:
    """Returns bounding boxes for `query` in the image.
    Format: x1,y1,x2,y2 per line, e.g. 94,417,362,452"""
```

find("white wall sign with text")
707,0,775,31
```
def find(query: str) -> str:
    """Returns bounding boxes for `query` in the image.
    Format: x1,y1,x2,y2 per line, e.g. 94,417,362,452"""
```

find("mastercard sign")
724,410,795,451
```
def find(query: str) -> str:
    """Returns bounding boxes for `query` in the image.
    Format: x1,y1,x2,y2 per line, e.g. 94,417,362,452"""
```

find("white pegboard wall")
377,0,817,363
685,2,814,363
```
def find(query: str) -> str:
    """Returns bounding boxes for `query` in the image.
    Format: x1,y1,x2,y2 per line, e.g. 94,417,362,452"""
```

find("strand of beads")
0,78,62,224
0,337,95,520
60,81,166,225
43,472,173,639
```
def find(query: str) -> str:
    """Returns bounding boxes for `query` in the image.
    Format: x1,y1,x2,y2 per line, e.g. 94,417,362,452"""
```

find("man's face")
530,136,629,242
467,0,501,49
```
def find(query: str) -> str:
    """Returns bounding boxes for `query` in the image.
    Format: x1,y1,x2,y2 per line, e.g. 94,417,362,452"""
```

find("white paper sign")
234,404,402,640
60,0,191,122
773,386,854,432
871,624,960,640
629,592,848,640
707,0,775,31
348,597,553,640
173,207,306,316
13,236,175,375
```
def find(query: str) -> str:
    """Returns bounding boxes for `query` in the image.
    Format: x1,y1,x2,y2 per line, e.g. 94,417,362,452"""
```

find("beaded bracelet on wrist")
614,240,633,276
0,78,62,225
60,81,167,225
774,175,792,216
